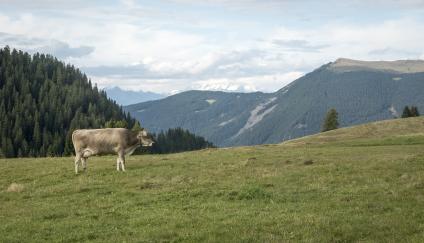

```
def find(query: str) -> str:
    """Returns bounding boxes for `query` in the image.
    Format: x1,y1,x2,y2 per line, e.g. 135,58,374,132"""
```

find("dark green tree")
114,120,128,128
105,119,128,128
105,120,115,128
321,108,339,132
410,106,420,117
132,121,143,131
401,106,412,118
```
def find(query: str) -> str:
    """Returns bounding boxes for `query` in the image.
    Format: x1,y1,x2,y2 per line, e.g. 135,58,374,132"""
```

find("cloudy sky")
1,0,424,94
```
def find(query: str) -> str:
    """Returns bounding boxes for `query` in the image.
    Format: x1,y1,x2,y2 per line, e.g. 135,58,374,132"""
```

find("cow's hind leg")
81,149,93,172
74,153,81,174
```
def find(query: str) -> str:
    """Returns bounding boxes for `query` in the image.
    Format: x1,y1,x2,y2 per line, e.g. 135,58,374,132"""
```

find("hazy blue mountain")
105,87,164,106
125,58,424,147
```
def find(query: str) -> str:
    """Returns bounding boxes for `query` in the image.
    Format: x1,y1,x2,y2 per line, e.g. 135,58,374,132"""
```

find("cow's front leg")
116,158,126,171
74,154,81,174
117,151,125,172
121,157,126,172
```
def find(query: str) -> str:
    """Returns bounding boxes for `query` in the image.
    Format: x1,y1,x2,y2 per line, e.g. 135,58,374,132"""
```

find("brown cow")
72,128,154,174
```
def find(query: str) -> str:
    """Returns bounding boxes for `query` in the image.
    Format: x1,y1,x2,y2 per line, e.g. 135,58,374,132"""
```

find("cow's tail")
71,130,79,156
71,129,80,145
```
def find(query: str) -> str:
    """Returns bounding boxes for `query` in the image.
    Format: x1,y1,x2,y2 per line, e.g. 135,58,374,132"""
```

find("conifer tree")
410,106,420,117
401,106,412,118
132,121,143,131
321,108,339,132
114,120,128,128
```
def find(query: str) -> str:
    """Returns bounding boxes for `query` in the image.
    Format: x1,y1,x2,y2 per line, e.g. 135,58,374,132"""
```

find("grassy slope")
1,118,424,242
285,116,424,146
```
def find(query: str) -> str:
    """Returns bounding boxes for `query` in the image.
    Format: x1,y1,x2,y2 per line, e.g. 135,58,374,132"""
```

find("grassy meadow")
1,117,424,242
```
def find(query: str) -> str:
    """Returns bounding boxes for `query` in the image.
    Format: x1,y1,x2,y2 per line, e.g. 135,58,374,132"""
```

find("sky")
1,0,424,94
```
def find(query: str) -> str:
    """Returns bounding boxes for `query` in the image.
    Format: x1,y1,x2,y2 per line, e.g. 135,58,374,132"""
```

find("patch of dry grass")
6,183,24,193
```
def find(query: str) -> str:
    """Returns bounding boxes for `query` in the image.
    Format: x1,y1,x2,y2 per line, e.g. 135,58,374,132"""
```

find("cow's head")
137,129,154,146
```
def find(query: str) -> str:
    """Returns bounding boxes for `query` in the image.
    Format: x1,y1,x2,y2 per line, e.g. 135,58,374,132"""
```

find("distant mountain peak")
104,86,165,106
329,58,424,73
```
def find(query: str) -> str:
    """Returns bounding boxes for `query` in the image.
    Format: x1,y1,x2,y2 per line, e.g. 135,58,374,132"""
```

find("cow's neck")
125,144,140,156
128,131,141,146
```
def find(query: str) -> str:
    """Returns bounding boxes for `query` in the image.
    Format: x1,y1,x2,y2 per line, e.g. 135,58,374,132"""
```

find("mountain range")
105,86,164,106
125,58,424,147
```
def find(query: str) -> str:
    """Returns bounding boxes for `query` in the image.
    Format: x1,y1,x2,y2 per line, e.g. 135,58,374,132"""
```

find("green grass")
1,118,424,242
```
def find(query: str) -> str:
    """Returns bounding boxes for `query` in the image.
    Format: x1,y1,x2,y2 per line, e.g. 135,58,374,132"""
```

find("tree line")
149,127,215,154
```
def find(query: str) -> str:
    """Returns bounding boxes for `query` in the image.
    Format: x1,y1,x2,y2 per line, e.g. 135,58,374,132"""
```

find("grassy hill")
285,116,424,146
1,117,424,242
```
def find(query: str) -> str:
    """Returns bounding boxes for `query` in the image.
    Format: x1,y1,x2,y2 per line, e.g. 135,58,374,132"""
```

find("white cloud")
0,32,94,58
193,72,304,93
0,1,423,94
264,17,424,66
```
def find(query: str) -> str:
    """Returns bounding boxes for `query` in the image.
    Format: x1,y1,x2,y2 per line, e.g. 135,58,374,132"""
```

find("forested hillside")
0,47,135,157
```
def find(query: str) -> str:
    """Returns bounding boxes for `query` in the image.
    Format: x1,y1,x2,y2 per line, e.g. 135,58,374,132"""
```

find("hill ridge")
329,58,424,73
